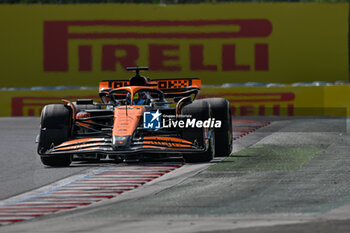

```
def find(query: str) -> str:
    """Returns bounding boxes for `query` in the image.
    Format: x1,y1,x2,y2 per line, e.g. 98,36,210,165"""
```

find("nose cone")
112,136,131,148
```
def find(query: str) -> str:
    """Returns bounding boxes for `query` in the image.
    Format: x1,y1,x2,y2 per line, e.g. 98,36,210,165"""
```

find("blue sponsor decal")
143,110,161,129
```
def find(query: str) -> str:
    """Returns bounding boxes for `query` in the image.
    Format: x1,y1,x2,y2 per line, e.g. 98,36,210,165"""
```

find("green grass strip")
209,147,324,171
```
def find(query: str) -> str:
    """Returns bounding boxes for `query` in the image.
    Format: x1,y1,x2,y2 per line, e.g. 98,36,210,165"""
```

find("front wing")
41,136,209,156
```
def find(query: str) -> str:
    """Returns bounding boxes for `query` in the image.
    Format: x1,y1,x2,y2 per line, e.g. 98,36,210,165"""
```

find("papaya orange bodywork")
57,138,105,147
99,81,110,91
99,79,201,92
55,143,103,151
113,106,145,137
143,136,192,148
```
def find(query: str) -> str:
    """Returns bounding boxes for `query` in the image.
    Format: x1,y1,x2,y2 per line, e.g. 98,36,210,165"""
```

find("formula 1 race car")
37,67,232,167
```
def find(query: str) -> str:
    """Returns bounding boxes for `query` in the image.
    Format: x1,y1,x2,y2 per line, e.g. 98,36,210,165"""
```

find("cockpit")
100,87,166,107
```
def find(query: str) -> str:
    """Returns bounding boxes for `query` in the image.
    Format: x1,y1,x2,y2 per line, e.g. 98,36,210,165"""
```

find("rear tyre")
204,98,232,157
38,104,72,167
181,100,214,163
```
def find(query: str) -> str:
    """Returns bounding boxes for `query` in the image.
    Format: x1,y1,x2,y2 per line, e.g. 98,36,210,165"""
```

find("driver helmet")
133,92,148,105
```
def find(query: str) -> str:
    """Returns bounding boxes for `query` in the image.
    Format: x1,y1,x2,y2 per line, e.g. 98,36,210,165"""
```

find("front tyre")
181,100,214,163
41,155,72,167
204,98,232,157
37,104,72,167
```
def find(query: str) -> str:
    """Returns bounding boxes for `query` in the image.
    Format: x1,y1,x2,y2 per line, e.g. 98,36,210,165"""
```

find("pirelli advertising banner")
1,85,350,117
0,3,348,87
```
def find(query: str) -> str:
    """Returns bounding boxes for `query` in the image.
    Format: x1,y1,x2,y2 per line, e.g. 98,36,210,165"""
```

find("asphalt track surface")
0,117,116,200
1,117,350,233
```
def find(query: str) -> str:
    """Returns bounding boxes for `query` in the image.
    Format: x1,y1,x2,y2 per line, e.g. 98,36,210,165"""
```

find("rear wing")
99,78,201,91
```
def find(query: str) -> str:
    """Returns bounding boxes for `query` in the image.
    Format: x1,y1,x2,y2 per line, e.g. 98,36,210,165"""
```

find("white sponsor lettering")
186,118,196,128
162,118,221,129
